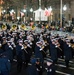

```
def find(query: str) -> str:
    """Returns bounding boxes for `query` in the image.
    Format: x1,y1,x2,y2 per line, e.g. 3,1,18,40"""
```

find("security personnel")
0,54,11,75
35,58,43,75
46,59,56,75
16,40,23,72
27,58,39,75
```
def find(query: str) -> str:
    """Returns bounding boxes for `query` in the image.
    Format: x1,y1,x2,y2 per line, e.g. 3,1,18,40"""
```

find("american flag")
45,9,51,16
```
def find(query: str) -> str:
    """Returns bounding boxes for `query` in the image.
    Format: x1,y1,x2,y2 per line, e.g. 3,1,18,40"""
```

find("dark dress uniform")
58,38,64,58
35,45,44,63
47,64,56,75
50,42,58,64
70,39,74,57
0,54,11,75
27,65,39,75
63,42,72,67
1,42,7,51
45,59,56,75
4,44,13,62
23,46,32,67
36,62,43,75
16,44,23,72
0,48,4,54
27,58,39,75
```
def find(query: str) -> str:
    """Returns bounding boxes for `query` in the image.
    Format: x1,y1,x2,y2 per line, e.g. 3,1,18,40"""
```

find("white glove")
27,44,31,48
9,45,13,49
30,42,32,45
55,46,58,48
21,46,24,49
14,44,16,47
12,42,16,47
69,45,71,47
36,68,40,71
40,48,42,51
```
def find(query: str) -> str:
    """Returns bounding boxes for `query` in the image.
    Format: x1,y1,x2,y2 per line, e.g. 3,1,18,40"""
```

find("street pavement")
9,57,74,75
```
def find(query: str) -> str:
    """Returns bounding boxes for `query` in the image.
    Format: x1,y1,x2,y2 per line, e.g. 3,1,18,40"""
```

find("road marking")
13,59,17,62
45,58,74,64
58,58,74,64
56,70,71,75
69,67,74,70
13,58,74,70
55,64,74,70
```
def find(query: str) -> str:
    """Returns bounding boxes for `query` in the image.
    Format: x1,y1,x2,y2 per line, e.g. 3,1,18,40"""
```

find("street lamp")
2,10,6,13
63,5,67,27
30,8,33,21
63,5,67,11
23,9,26,13
11,9,15,12
30,8,33,12
21,9,26,23
48,6,52,12
60,0,67,28
10,9,15,14
2,10,6,14
9,9,15,21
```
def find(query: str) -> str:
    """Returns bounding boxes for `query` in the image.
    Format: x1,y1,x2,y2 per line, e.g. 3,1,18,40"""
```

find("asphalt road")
9,57,74,75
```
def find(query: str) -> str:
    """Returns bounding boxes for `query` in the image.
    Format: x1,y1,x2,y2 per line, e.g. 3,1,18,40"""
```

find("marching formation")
0,27,74,75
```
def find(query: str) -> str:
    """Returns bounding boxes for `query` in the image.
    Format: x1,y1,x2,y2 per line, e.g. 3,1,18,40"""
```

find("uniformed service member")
27,58,39,75
45,59,56,75
16,40,23,72
22,40,32,67
49,39,58,64
27,58,43,75
0,54,11,75
35,41,44,63
63,39,72,67
35,58,43,75
4,41,13,62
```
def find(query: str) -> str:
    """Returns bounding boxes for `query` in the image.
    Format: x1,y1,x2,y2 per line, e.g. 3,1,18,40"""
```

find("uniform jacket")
0,56,11,72
63,42,72,60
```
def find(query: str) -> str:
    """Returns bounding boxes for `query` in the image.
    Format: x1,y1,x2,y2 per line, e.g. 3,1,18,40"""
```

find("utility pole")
60,0,62,28
39,0,41,23
39,0,41,8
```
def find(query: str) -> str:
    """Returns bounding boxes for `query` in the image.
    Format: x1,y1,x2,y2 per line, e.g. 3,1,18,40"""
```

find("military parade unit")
0,23,73,75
